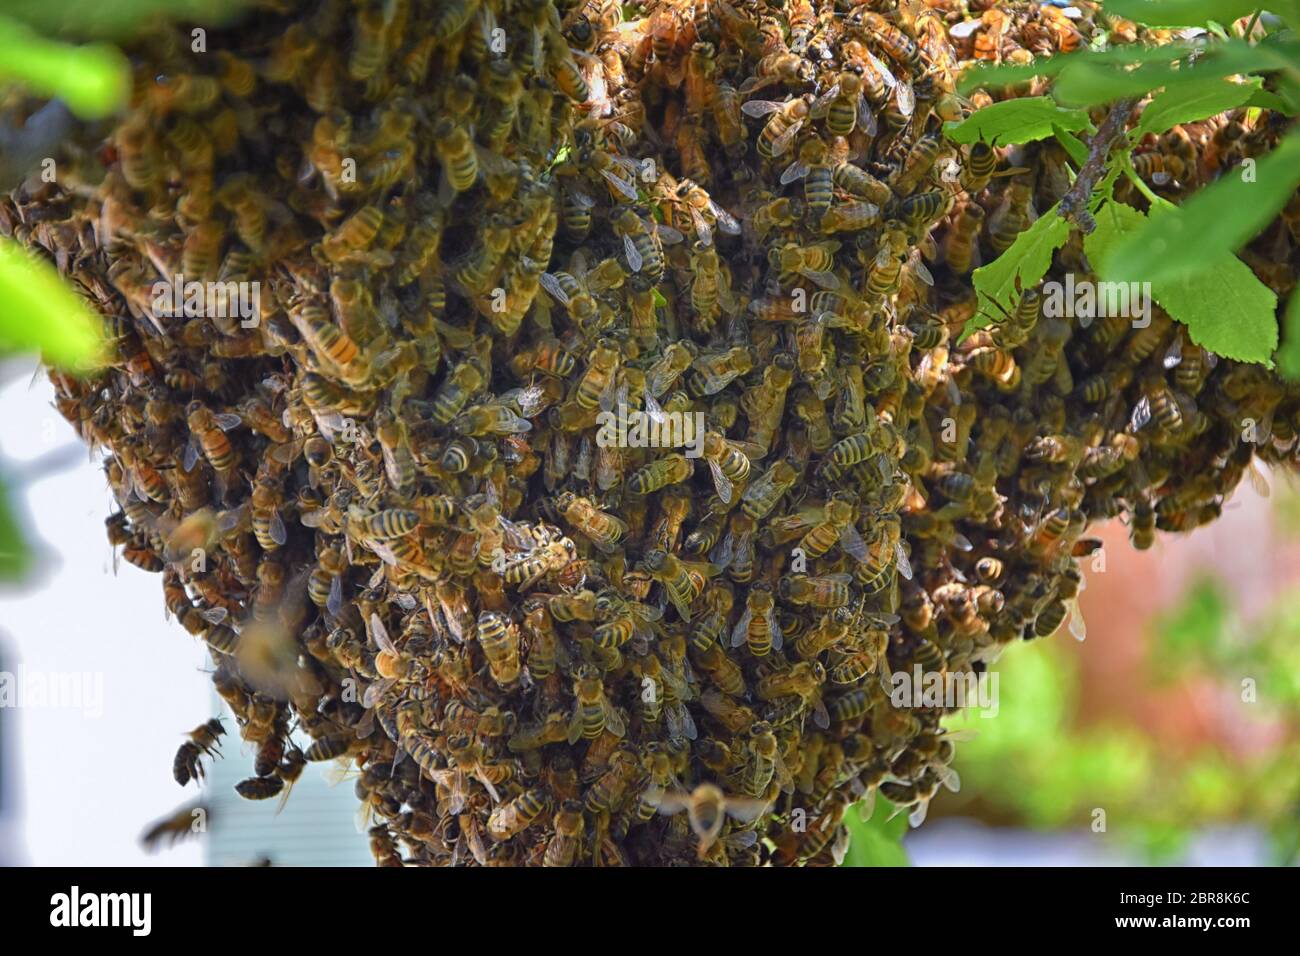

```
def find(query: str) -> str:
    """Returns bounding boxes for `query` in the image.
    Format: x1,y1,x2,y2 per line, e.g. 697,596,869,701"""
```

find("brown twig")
1059,97,1139,232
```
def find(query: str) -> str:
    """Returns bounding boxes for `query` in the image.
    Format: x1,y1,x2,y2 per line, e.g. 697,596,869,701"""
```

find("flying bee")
654,783,769,861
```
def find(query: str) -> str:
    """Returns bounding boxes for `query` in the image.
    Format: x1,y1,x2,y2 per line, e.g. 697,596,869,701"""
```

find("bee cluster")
6,0,1300,865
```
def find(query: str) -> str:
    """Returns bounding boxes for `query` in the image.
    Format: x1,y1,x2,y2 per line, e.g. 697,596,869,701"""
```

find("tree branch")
1059,97,1139,232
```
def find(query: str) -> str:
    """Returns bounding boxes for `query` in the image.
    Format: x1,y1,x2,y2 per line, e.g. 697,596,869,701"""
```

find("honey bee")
654,783,769,861
731,582,783,657
185,402,241,476
743,96,810,160
567,664,627,743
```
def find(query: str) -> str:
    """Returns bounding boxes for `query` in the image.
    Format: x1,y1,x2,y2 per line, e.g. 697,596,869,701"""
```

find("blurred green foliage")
0,0,243,39
944,577,1300,864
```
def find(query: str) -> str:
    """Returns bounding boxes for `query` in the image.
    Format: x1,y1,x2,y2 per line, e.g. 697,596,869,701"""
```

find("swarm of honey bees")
5,0,1300,865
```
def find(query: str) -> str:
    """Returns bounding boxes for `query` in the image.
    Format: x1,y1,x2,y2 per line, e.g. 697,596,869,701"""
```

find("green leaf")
1278,287,1300,380
0,0,246,39
956,53,1078,95
1089,201,1279,364
841,798,910,867
1244,87,1300,116
1052,124,1090,166
1135,76,1261,137
1102,0,1260,27
1049,38,1297,108
0,237,106,369
1053,59,1181,106
962,204,1072,340
0,472,31,581
945,97,1093,146
1156,258,1278,363
1103,126,1300,285
0,15,129,118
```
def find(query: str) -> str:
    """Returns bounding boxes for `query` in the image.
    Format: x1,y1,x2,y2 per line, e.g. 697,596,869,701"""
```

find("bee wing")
894,541,914,580
1248,460,1271,498
780,160,810,185
710,527,736,570
654,791,693,815
770,117,804,157
869,50,897,88
370,612,397,655
857,94,878,137
802,268,841,290
514,383,549,419
689,206,714,246
604,700,627,738
673,702,700,740
949,18,983,38
770,613,783,651
708,459,734,504
811,697,832,733
1067,603,1087,642
644,390,667,423
369,540,399,566
740,99,785,118
939,765,962,793
810,83,841,118
730,604,753,647
200,606,228,625
710,201,742,235
326,575,344,617
622,234,644,273
363,677,397,709
839,523,869,562
1129,395,1153,432
216,503,247,533
540,272,572,305
722,796,770,822
908,800,930,829
566,704,585,745
911,256,935,286
600,167,641,202
269,510,287,546
652,219,685,244
182,437,201,472
633,602,664,623
213,412,243,431
721,829,759,851
895,81,915,117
